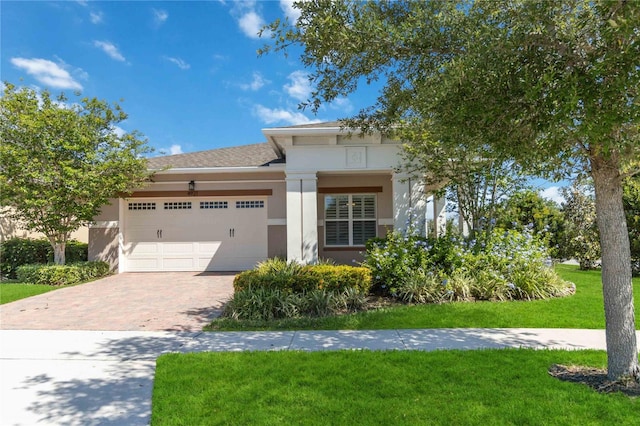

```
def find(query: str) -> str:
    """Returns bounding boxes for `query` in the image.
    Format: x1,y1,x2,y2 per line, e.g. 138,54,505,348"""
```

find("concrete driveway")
0,272,235,331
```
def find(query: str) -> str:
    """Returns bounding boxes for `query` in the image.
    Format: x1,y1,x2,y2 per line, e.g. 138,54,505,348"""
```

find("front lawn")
152,349,638,425
0,283,59,304
207,265,640,331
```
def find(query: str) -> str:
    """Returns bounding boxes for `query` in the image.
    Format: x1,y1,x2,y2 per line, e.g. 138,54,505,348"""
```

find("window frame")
324,193,377,247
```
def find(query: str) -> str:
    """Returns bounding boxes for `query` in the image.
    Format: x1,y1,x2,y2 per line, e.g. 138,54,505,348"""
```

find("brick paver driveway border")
0,272,235,331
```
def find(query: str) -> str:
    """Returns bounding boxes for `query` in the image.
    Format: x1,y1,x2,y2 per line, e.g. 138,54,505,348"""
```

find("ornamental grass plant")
364,226,573,302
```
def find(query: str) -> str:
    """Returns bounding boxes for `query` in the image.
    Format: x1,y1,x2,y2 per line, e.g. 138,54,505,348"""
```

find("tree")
263,1,640,380
623,176,640,275
560,182,601,269
494,189,565,260
0,83,152,264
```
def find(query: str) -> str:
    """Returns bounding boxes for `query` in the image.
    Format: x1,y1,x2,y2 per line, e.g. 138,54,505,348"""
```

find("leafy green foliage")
365,226,572,302
624,176,640,275
233,258,372,294
262,0,640,379
209,266,639,332
0,83,152,264
494,190,565,259
223,287,366,321
560,182,602,270
0,238,88,278
227,259,372,320
16,261,110,286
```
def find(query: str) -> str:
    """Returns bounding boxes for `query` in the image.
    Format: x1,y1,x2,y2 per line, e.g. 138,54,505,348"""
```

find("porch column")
118,198,126,274
285,172,318,264
458,213,471,237
433,195,447,237
392,173,427,236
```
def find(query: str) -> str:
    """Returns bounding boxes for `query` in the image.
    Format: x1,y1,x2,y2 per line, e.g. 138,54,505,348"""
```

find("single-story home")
89,122,448,272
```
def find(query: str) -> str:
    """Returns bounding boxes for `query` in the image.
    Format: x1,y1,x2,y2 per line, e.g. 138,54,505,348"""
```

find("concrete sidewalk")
1,328,636,426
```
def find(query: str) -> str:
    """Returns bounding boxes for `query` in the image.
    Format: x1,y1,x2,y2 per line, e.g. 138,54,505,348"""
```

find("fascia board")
150,164,285,175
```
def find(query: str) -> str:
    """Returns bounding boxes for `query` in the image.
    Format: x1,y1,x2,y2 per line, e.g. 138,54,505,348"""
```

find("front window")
324,194,376,246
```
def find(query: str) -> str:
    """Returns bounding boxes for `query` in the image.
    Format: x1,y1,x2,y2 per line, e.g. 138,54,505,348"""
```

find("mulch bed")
548,364,640,397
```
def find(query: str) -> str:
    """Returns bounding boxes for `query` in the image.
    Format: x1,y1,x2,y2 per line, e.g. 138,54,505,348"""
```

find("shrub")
1,238,88,278
16,261,110,286
365,226,573,302
363,228,463,295
222,287,352,321
227,259,372,321
299,265,372,294
233,261,372,295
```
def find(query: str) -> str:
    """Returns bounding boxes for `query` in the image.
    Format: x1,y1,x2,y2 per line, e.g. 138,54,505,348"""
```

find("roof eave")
150,164,285,175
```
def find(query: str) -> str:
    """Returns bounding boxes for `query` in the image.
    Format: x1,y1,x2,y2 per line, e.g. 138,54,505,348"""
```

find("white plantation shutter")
326,221,350,245
324,194,377,246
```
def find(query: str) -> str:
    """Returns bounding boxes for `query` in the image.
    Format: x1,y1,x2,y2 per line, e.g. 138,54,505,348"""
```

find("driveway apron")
0,272,235,331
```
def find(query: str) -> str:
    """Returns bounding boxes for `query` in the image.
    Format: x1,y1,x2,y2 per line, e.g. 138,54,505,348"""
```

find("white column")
392,173,427,236
285,172,318,264
117,198,126,274
458,213,471,237
433,196,447,237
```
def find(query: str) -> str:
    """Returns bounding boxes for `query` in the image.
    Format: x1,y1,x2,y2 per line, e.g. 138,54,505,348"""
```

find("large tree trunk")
591,154,639,381
48,238,66,265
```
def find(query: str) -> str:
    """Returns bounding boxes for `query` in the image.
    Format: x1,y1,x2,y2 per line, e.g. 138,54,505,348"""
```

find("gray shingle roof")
270,121,344,129
146,143,283,170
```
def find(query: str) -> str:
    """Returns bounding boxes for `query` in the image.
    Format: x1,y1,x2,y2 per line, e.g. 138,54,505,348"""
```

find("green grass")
0,282,59,304
152,349,638,425
207,265,640,331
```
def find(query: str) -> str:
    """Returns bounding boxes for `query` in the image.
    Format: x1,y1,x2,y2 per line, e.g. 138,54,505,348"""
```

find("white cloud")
110,125,127,138
328,97,353,114
90,11,103,24
164,56,190,70
240,72,269,91
10,57,83,90
228,1,269,39
279,0,301,23
94,40,126,62
284,70,312,102
152,8,168,26
169,144,183,155
238,11,265,39
253,104,319,126
540,186,565,205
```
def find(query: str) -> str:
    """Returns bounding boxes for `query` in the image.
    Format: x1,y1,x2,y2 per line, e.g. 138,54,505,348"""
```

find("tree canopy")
263,0,640,380
0,83,152,264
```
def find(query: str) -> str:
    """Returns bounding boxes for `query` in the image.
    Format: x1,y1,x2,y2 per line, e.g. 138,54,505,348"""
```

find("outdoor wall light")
188,180,195,192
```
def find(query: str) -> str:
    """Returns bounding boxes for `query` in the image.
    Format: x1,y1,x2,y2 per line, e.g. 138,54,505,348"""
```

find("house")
88,122,447,272
1,207,88,243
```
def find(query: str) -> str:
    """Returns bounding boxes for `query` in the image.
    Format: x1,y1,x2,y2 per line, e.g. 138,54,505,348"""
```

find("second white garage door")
122,198,268,272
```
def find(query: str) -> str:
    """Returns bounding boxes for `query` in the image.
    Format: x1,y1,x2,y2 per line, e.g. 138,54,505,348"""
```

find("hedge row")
1,238,88,278
16,261,110,286
233,261,372,295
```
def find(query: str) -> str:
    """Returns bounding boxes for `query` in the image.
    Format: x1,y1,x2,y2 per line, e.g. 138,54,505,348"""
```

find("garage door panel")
127,258,161,271
162,242,196,255
126,242,159,255
123,197,267,272
162,257,197,270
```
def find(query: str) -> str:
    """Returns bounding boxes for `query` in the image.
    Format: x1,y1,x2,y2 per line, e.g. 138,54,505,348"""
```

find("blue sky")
1,0,565,203
1,0,367,155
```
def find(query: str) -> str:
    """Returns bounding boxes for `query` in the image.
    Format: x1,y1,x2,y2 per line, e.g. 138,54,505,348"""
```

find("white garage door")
122,198,267,272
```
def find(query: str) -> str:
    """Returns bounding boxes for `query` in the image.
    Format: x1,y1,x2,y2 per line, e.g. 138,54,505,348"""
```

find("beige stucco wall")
316,173,393,264
89,227,119,270
1,208,88,243
93,200,120,222
268,225,287,259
